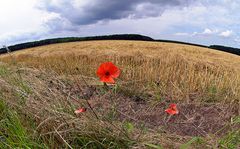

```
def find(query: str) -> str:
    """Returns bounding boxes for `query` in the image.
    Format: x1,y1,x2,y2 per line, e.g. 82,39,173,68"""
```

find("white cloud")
219,30,233,37
0,0,56,45
0,28,48,45
175,28,219,37
195,28,220,36
202,28,215,34
0,0,240,48
175,32,190,36
176,28,234,38
235,39,240,42
234,37,240,43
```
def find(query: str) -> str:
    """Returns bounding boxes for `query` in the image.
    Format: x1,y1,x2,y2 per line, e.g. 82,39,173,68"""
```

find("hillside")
0,40,239,148
0,34,240,56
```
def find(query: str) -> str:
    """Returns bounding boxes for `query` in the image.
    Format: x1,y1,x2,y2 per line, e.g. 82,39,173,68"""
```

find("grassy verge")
0,63,238,148
0,64,135,148
0,100,47,148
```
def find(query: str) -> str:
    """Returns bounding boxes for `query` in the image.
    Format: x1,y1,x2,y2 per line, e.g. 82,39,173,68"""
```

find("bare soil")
67,84,240,137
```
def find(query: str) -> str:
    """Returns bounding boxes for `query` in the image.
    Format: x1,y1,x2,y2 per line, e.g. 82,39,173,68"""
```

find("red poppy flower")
75,108,87,114
97,62,120,83
165,103,179,115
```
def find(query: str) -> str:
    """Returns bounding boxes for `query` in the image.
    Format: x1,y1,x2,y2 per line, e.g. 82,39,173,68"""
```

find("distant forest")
0,34,239,56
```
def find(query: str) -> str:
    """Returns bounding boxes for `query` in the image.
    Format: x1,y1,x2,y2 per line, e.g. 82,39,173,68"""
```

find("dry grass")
0,40,240,148
1,40,240,103
0,63,207,148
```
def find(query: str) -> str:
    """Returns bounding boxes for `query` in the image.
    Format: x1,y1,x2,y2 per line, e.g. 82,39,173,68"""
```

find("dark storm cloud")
39,0,196,25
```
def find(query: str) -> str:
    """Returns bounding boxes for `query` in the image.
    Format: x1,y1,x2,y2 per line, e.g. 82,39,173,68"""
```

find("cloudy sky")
1,0,240,48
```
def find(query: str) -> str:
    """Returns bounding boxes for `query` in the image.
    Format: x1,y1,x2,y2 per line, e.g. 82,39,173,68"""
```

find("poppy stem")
85,99,99,119
72,75,99,120
103,82,109,90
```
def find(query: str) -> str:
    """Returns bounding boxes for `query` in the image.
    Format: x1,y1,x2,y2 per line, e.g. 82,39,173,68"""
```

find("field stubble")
0,40,240,148
1,40,240,103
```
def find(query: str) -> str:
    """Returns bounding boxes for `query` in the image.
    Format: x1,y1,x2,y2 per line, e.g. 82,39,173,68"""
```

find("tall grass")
2,51,239,103
0,100,48,148
0,64,135,148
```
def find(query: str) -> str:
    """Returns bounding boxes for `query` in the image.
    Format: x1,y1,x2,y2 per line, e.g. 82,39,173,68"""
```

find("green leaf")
124,122,134,133
231,116,240,124
180,137,200,149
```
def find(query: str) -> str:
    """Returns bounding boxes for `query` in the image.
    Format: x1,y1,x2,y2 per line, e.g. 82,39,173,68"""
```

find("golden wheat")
1,40,240,102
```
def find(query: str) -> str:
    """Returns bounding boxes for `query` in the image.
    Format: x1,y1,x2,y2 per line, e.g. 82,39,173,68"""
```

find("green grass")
218,130,240,149
218,117,240,149
0,100,47,148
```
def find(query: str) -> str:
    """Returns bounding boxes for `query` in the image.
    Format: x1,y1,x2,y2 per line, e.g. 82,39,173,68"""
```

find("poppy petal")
75,108,86,114
100,76,115,83
165,109,177,115
165,103,179,115
97,64,107,77
96,62,120,83
110,66,120,78
169,103,177,109
97,62,110,77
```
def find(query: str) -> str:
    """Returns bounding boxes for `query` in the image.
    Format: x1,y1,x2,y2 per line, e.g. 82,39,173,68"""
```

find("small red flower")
75,108,87,114
165,103,179,115
97,62,120,83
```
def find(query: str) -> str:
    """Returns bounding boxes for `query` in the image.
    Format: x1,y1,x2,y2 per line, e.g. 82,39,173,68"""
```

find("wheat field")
0,40,240,148
1,40,240,103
